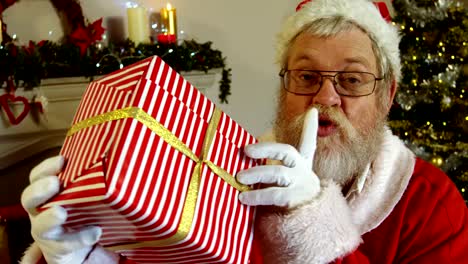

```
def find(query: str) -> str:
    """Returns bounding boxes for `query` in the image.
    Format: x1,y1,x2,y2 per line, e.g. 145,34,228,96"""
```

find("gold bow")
67,106,250,250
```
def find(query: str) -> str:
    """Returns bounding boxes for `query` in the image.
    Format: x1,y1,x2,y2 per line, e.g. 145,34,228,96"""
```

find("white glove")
21,156,102,264
237,108,320,208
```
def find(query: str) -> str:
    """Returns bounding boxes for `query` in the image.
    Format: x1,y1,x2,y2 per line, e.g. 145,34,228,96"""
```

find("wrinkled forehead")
285,28,379,72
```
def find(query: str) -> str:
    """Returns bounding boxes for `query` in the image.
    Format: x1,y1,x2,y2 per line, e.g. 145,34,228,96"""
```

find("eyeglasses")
279,69,384,97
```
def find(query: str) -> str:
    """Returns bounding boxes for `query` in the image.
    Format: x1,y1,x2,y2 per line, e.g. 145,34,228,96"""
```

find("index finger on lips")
21,176,60,216
244,142,300,167
298,108,318,162
30,155,65,183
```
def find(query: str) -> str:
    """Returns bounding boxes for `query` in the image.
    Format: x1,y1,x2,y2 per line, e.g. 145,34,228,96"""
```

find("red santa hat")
277,0,401,81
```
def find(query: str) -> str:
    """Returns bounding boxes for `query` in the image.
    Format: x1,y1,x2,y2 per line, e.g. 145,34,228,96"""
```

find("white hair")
276,0,401,82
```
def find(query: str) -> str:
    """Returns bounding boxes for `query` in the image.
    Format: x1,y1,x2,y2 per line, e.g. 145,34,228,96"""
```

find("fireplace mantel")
0,70,221,170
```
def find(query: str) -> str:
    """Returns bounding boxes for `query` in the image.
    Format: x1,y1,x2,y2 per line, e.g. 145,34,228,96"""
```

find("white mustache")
293,105,356,138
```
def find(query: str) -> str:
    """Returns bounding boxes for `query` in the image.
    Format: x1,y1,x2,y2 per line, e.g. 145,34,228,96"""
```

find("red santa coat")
255,129,468,263
337,157,467,263
22,129,466,264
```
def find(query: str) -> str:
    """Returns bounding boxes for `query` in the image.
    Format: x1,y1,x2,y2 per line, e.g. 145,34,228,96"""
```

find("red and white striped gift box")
42,56,261,264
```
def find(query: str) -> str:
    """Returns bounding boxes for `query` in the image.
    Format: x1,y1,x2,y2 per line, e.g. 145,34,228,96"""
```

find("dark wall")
0,147,61,264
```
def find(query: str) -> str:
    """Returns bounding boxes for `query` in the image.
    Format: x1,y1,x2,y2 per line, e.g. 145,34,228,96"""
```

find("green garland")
0,39,232,103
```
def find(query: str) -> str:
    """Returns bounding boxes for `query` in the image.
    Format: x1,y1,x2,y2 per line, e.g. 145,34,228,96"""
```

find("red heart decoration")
0,93,30,125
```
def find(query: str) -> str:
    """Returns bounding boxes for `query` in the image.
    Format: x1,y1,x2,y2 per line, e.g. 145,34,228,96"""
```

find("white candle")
127,6,150,45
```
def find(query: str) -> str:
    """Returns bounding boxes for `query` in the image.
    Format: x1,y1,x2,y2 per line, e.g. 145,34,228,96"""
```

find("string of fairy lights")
389,0,467,199
0,37,232,103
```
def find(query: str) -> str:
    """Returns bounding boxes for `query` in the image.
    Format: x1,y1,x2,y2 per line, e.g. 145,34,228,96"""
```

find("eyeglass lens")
284,70,376,96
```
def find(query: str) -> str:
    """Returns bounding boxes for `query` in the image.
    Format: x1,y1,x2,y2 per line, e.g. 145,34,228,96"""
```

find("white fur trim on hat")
277,0,401,82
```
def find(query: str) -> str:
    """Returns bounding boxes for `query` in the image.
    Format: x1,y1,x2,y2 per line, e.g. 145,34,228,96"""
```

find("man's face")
275,28,394,185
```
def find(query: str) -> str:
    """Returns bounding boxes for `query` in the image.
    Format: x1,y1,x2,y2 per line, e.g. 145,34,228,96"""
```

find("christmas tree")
389,0,468,202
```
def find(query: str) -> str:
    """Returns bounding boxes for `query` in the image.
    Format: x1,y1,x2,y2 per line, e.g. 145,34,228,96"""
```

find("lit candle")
160,3,177,39
157,33,176,44
127,6,150,45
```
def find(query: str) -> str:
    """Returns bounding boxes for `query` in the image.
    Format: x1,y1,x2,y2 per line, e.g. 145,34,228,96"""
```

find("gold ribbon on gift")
67,106,251,250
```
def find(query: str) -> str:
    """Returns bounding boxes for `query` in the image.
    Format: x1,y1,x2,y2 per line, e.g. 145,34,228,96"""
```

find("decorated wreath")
0,0,232,103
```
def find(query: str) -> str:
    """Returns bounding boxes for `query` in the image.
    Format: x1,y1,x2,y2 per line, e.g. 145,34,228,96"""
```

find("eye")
338,73,364,88
297,71,320,84
300,73,313,80
339,74,362,84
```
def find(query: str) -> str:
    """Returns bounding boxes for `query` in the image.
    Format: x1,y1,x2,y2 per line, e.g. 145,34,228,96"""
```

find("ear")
386,79,398,112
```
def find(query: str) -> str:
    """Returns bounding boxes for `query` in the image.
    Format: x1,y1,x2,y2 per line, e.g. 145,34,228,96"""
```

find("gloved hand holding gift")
21,56,263,264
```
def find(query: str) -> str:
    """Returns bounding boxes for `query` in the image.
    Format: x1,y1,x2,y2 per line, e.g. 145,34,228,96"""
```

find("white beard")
275,104,386,186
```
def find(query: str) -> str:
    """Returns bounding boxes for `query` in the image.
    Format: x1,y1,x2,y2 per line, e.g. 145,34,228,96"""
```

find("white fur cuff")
20,242,43,264
84,245,120,263
258,181,361,264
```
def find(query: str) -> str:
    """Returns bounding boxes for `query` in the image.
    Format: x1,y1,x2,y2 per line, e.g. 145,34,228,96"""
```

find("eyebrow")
344,56,373,68
293,54,314,63
292,55,373,69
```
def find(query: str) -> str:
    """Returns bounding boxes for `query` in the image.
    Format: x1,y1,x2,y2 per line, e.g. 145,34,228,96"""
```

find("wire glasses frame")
279,69,384,97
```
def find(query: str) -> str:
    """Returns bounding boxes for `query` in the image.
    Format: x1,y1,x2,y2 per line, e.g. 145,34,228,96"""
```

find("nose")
310,78,341,107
